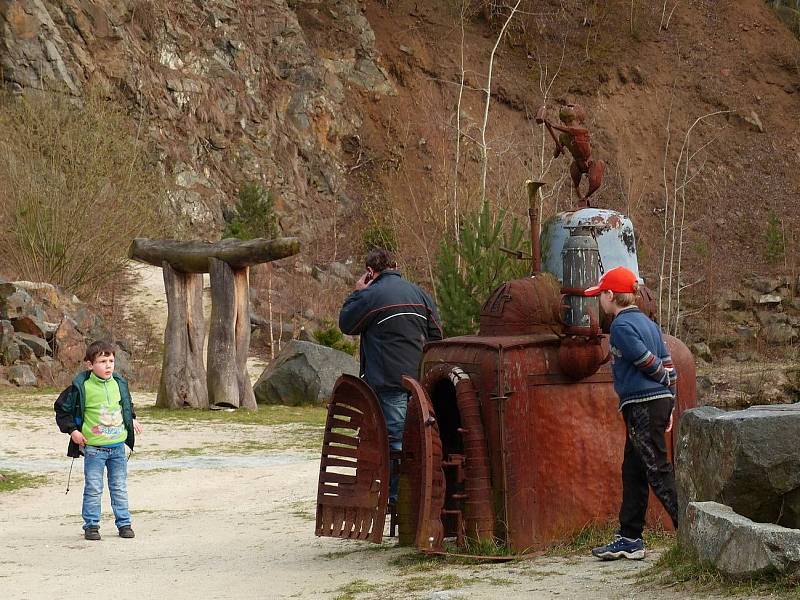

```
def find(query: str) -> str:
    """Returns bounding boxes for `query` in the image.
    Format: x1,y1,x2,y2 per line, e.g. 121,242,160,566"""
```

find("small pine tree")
223,183,279,240
764,210,785,264
361,223,398,254
434,202,530,337
313,320,358,356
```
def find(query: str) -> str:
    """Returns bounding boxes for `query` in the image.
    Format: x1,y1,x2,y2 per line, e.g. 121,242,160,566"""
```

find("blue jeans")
376,390,408,503
82,444,132,530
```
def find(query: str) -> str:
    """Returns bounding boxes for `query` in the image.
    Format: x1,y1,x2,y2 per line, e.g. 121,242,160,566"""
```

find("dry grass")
0,89,171,297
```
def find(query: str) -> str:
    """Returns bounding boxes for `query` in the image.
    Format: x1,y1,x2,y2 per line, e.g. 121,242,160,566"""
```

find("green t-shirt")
81,372,127,446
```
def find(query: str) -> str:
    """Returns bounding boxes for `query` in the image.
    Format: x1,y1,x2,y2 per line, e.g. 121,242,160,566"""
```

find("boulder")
676,405,800,530
15,333,50,358
744,276,781,295
8,364,36,387
10,315,46,338
756,310,790,327
328,261,356,284
253,340,359,406
689,342,712,363
682,502,800,578
716,291,748,311
54,317,86,367
0,283,46,324
0,320,20,366
757,293,782,306
760,322,797,344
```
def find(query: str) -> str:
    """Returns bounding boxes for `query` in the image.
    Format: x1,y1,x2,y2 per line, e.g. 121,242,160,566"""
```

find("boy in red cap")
584,266,678,560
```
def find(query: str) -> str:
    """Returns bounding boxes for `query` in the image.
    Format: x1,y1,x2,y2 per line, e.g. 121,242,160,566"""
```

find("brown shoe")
118,525,135,538
84,527,101,541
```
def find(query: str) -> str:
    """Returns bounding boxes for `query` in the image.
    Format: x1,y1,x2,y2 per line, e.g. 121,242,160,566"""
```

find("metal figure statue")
535,103,605,207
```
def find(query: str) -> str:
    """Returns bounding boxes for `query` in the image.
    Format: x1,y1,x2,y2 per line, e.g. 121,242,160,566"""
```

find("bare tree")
479,0,522,208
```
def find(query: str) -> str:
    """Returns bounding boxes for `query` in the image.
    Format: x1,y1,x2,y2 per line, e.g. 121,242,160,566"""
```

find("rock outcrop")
0,0,393,237
676,405,800,530
0,279,127,386
683,501,800,578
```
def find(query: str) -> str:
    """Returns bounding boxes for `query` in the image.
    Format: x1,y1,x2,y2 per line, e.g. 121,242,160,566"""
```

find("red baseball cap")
584,266,638,296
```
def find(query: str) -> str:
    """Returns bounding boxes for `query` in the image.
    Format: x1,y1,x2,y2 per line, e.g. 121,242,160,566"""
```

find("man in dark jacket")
339,248,443,503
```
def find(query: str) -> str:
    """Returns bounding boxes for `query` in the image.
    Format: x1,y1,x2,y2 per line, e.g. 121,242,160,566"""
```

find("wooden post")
207,258,239,408
157,263,208,409
234,267,256,410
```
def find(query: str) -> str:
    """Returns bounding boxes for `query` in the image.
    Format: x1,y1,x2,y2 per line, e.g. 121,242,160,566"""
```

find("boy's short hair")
365,248,397,273
84,340,116,363
612,292,637,307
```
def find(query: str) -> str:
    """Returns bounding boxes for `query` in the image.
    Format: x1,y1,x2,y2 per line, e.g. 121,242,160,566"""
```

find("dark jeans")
376,390,408,504
618,397,679,540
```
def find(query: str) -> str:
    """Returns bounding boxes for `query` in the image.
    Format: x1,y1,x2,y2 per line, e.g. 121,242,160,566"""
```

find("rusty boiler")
316,208,696,554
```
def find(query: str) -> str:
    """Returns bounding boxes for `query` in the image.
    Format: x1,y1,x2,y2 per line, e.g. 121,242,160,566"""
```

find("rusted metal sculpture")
535,103,605,207
316,375,389,542
314,191,698,555
128,237,300,409
397,375,445,550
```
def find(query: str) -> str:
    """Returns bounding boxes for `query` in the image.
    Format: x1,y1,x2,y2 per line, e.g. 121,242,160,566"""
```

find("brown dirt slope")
340,0,799,291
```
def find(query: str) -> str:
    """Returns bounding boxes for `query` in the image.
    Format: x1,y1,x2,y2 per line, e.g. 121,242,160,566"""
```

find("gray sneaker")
84,527,101,541
591,535,645,560
118,525,135,538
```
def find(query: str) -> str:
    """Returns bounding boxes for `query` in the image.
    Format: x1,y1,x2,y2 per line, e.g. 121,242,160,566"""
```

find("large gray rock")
676,405,800,529
8,364,36,387
0,320,20,366
15,333,50,358
760,322,797,344
683,502,800,578
253,340,358,406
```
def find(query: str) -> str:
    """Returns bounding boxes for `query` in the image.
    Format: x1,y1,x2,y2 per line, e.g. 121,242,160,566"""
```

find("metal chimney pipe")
526,180,546,275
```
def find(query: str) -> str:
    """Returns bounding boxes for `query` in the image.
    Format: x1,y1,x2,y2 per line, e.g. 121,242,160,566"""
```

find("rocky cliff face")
0,0,393,237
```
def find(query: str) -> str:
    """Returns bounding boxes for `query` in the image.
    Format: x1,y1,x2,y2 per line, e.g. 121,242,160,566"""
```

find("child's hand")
132,419,143,434
70,430,87,445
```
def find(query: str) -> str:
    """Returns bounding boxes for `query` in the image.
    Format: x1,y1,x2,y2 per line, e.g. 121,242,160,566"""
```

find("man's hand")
355,271,373,291
70,430,87,446
133,419,143,435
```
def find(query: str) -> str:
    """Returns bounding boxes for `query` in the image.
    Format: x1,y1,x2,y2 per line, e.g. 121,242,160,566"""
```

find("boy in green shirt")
55,340,143,540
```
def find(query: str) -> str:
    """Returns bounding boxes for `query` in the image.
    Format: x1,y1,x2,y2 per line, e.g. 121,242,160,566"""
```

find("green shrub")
0,90,169,295
434,202,530,337
764,210,785,264
314,320,358,356
361,223,398,254
223,183,279,240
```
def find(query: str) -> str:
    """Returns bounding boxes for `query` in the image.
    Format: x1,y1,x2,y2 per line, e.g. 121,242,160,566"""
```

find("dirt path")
0,392,736,600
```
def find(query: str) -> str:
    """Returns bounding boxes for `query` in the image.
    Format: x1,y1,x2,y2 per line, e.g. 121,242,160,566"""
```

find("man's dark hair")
84,340,116,363
365,248,397,273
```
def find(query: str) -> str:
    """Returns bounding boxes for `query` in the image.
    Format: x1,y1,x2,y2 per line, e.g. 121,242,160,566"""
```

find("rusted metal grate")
315,375,388,542
398,375,445,551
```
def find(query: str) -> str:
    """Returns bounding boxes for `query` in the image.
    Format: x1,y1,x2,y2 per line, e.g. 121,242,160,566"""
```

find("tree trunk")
234,268,257,410
129,237,300,273
157,263,208,409
207,258,256,408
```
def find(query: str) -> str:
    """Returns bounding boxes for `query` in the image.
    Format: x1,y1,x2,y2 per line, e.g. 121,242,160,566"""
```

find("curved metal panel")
315,374,388,543
398,375,445,551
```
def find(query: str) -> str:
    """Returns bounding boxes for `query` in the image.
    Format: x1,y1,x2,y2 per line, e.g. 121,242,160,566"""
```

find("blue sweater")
609,307,677,409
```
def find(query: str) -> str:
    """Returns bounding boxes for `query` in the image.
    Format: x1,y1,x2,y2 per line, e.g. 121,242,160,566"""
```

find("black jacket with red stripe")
339,269,443,393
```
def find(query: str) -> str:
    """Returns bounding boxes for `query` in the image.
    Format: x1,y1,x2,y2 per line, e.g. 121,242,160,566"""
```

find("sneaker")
591,535,645,560
118,525,135,539
84,527,101,541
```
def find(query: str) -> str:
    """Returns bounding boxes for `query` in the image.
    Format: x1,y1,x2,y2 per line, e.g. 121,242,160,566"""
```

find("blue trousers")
82,444,132,530
376,390,408,504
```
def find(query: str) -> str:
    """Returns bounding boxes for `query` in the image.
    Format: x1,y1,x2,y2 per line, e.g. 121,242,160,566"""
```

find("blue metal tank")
540,208,640,283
